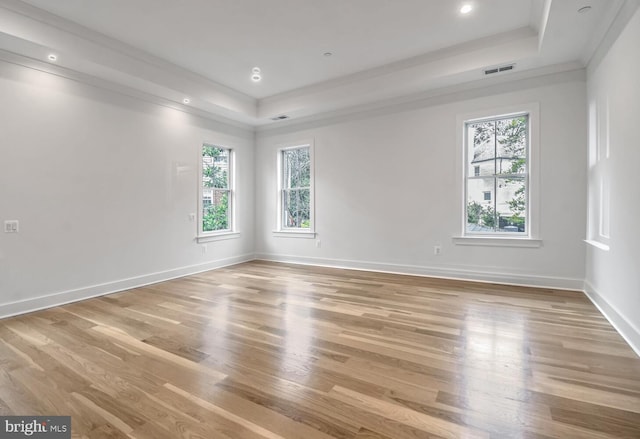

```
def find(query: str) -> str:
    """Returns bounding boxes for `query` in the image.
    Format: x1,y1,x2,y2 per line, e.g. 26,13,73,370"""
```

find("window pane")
496,177,526,233
497,116,527,175
281,146,311,229
283,150,293,189
202,146,229,189
465,114,529,235
202,190,229,232
298,148,310,187
283,147,310,189
283,188,310,228
467,177,496,232
468,121,496,177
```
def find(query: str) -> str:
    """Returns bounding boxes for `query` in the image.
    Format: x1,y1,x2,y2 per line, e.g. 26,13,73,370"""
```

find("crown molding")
0,37,585,141
580,0,627,66
256,63,585,138
259,27,537,106
536,0,553,51
1,0,620,134
586,0,640,74
257,28,539,122
0,0,257,120
0,0,251,102
0,48,255,137
2,41,585,141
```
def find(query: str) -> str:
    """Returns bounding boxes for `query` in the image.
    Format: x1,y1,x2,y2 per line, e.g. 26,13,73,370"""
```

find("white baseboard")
0,253,255,320
254,253,584,291
584,280,640,358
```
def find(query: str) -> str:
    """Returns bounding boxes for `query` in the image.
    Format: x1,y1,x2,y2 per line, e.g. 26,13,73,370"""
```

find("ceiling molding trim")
537,0,553,51
0,49,255,137
580,0,627,66
0,0,253,101
259,27,537,105
256,63,585,139
0,1,257,117
257,32,539,122
586,0,640,74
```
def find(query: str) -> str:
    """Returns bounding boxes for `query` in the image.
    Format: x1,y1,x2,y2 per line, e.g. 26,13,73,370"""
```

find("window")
278,143,313,231
586,96,610,249
465,114,529,235
199,144,233,236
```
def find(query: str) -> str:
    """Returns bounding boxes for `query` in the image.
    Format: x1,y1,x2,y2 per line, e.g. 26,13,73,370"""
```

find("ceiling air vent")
270,115,289,121
484,64,515,75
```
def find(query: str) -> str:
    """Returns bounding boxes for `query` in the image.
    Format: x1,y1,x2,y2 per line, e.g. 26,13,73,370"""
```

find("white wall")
585,5,640,353
256,76,588,289
0,60,255,317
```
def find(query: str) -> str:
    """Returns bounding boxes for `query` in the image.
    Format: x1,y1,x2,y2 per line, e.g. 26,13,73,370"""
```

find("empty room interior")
1,0,640,438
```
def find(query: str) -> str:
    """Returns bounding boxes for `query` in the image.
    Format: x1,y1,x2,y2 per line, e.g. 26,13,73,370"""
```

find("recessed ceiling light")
183,98,190,104
47,54,57,61
578,5,592,13
324,52,333,57
460,4,473,14
251,67,262,82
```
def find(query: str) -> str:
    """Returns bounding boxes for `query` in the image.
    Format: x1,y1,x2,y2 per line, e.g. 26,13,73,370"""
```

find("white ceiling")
18,0,536,99
0,0,625,126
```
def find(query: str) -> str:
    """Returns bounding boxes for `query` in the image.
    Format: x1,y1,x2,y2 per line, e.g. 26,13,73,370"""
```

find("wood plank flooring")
1,260,639,438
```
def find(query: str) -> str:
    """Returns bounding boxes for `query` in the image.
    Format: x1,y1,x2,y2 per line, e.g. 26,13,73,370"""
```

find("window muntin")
200,145,232,234
280,146,311,229
465,114,529,235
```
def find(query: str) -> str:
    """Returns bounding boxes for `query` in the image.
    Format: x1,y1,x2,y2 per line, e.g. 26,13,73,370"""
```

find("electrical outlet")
4,220,18,233
201,244,207,254
434,245,442,255
188,213,196,222
315,240,321,248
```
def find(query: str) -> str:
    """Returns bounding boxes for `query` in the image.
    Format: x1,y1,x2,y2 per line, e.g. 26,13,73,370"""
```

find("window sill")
197,232,240,243
272,230,316,239
585,239,610,252
452,236,542,248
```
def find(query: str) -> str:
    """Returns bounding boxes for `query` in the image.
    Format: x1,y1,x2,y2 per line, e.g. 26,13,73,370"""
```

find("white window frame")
274,140,315,238
197,143,239,243
453,103,541,248
585,94,611,251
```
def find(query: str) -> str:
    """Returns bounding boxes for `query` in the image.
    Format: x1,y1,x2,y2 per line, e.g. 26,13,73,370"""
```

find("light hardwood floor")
1,260,639,438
